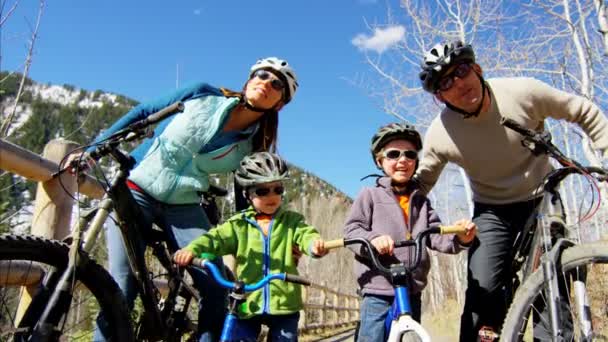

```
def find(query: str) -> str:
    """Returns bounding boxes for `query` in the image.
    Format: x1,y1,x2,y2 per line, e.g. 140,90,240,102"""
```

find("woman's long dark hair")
252,110,278,152
221,86,279,153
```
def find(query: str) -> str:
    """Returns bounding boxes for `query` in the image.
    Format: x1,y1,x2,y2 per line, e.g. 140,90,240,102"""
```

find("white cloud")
351,25,405,54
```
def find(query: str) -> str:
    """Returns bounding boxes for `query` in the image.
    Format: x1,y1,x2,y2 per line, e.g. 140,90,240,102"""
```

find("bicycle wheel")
139,243,199,341
0,234,133,341
500,241,608,341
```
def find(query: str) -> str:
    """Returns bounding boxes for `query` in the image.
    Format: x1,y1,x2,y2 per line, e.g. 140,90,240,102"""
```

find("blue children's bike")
325,225,466,342
187,257,311,342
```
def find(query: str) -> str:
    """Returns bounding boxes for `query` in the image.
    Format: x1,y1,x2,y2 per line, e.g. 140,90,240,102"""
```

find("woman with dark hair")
92,57,299,341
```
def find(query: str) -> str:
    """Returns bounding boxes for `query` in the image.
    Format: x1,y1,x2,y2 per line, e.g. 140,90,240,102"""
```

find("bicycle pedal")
477,326,499,342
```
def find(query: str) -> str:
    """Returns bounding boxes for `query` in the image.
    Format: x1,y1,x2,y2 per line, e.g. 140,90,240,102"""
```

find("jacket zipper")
245,215,275,314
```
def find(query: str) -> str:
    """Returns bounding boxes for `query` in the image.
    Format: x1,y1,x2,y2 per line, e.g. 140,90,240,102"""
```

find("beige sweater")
415,77,608,204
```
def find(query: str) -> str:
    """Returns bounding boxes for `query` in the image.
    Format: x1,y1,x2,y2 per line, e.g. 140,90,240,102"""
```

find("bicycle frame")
190,258,311,342
28,102,197,340
384,282,430,342
500,117,604,341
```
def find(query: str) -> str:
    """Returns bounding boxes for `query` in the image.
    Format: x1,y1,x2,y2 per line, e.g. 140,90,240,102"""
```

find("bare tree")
595,0,608,54
0,0,45,138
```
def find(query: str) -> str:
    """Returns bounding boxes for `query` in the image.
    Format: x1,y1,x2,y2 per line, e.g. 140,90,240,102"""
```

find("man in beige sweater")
415,40,608,341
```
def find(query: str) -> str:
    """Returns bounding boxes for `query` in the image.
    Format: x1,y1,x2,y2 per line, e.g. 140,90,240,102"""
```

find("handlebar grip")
284,274,311,286
191,257,206,268
499,117,536,138
324,239,345,250
140,101,185,127
439,225,467,235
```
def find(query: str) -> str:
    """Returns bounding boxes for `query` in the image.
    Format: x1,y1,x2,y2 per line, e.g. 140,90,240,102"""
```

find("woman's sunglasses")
250,185,285,197
382,149,418,161
252,70,285,92
438,63,473,92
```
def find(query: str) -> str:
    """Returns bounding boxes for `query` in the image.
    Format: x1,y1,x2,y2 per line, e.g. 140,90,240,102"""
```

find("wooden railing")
300,281,359,336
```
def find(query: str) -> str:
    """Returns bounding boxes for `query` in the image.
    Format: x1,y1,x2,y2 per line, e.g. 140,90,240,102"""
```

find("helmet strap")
444,73,488,119
241,93,282,114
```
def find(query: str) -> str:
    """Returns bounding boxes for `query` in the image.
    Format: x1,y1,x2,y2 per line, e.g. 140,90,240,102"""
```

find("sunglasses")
250,185,285,197
252,70,285,92
382,149,418,161
438,63,473,92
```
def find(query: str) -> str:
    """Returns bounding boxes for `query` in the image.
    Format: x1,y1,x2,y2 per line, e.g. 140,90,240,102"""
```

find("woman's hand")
173,249,195,266
371,235,395,255
454,219,477,245
63,151,95,174
311,239,328,257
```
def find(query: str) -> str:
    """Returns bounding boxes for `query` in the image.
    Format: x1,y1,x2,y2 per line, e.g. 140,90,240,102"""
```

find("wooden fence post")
332,291,339,327
16,138,79,323
300,285,307,331
319,281,326,329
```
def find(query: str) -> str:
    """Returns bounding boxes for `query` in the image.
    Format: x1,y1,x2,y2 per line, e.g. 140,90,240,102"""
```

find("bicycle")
323,225,467,342
0,101,227,341
497,117,608,341
186,256,311,342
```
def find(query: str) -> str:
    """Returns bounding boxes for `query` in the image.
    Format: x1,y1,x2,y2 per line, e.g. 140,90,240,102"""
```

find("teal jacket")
91,83,255,204
184,206,321,318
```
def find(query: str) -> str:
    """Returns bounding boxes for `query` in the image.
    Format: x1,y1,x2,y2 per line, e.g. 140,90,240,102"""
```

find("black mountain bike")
0,102,226,341
498,117,608,341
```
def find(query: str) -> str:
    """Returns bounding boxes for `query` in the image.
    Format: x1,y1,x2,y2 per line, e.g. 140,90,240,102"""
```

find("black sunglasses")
252,70,285,92
382,149,418,161
250,185,285,197
438,63,473,92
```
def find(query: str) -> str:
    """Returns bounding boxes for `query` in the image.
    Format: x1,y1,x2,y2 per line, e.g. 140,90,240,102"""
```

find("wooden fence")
301,281,359,334
0,138,360,338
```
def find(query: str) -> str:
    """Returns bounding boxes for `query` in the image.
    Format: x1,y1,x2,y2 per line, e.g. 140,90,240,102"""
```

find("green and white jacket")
185,206,321,318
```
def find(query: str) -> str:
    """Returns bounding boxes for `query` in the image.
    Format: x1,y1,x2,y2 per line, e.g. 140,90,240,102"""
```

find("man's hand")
371,235,395,255
173,249,195,266
454,219,477,245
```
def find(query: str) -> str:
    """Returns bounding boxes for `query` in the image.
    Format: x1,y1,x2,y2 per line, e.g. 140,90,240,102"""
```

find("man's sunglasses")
382,149,418,161
438,63,473,92
252,70,285,92
250,185,285,197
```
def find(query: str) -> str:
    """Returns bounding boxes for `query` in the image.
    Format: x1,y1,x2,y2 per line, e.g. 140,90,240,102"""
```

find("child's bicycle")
0,101,228,340
186,257,311,342
324,225,467,342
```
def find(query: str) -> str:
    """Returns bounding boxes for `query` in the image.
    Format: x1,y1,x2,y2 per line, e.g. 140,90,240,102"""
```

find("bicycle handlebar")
324,225,466,276
500,116,608,184
190,258,311,292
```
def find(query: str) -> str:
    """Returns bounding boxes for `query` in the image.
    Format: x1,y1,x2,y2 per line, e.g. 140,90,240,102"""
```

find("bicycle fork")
538,192,593,341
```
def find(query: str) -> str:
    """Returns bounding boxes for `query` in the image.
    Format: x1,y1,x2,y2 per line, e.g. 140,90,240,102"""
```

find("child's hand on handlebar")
311,239,328,257
173,249,195,266
371,235,394,255
453,219,477,245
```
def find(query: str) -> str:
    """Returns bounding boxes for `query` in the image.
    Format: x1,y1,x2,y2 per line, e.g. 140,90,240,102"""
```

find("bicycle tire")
400,331,423,342
500,241,608,341
0,234,133,341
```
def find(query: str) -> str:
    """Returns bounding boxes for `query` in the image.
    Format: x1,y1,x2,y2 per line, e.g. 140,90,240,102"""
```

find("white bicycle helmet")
235,152,290,187
419,40,475,93
250,57,298,104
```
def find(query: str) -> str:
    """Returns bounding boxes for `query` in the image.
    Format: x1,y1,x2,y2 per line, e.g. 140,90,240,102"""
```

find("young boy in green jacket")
174,152,328,341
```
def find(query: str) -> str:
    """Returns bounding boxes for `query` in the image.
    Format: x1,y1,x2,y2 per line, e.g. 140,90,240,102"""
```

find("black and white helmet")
419,40,475,93
250,57,299,104
235,152,290,187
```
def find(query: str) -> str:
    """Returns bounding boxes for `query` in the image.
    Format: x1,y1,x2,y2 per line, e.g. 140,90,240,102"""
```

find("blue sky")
2,0,416,198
